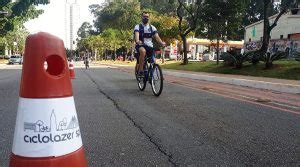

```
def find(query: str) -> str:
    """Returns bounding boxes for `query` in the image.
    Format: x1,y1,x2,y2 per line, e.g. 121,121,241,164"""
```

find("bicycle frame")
144,52,156,83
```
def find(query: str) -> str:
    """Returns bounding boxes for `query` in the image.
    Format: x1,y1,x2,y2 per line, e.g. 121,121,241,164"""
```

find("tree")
77,22,93,40
5,27,29,55
102,28,120,60
247,0,299,68
87,1,180,61
140,0,178,14
90,1,140,33
151,13,179,44
199,0,246,65
259,0,299,54
177,0,203,65
0,0,48,36
0,0,48,55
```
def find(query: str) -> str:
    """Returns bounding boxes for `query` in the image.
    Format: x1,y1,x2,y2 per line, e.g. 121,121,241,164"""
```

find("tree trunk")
94,49,97,61
114,45,116,61
260,3,270,54
123,48,126,61
181,34,188,65
216,38,220,65
265,62,273,69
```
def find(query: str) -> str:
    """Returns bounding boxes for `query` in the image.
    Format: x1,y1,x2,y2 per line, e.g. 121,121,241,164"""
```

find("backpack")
134,24,154,43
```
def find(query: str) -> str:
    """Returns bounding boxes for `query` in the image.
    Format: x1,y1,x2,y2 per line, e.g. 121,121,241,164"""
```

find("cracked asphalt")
0,66,300,166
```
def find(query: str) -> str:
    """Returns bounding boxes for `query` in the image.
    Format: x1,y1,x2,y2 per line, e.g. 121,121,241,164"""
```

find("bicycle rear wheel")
150,64,163,96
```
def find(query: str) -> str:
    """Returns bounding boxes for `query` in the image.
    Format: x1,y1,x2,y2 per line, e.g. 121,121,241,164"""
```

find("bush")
293,52,300,61
221,50,251,69
261,51,287,69
243,51,262,65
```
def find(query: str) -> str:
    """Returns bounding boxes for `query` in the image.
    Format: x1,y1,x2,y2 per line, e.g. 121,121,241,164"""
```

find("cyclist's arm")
154,33,165,46
135,31,140,43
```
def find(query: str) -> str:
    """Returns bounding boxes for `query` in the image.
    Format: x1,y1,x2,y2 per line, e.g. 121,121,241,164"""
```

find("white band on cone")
12,97,83,157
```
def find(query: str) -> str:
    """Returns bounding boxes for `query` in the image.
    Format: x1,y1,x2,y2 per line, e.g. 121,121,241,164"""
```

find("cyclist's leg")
138,47,146,72
144,46,154,63
134,52,139,73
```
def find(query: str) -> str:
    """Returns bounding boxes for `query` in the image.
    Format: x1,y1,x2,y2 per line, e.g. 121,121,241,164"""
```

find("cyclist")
84,55,89,69
134,11,166,77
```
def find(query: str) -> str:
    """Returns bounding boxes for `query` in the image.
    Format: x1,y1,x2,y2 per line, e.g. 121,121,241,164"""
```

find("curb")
164,71,300,94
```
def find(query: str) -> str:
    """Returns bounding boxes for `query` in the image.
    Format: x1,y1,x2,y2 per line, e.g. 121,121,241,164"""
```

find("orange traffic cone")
69,60,76,79
10,32,87,167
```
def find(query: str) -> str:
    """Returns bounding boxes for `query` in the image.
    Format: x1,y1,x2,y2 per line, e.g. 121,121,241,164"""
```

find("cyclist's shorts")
135,45,154,60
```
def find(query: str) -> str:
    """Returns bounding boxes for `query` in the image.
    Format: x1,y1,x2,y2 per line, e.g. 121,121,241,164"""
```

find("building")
186,37,244,60
244,7,300,56
65,0,80,50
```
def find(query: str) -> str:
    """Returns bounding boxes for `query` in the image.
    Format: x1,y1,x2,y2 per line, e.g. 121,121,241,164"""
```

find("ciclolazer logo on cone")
23,110,81,144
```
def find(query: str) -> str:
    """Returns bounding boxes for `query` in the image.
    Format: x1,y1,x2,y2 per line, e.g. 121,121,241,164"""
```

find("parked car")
8,55,23,65
169,54,177,60
203,53,213,61
4,55,10,59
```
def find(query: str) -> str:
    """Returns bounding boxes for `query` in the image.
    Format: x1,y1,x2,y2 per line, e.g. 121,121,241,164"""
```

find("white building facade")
244,9,300,56
65,0,80,50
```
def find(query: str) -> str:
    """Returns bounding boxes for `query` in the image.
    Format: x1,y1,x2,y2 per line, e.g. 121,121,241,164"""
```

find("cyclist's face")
142,14,150,19
142,13,150,24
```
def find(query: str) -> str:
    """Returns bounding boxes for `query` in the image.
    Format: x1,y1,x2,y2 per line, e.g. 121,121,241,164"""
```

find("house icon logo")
24,110,79,133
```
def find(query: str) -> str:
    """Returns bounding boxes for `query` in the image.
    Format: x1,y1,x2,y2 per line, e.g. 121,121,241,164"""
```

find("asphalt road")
0,65,299,166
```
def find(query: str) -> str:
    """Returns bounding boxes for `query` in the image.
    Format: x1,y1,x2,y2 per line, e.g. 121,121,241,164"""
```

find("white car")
203,53,213,61
8,55,23,65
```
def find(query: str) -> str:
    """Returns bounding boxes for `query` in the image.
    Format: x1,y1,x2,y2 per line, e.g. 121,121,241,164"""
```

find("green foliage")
140,0,178,14
77,22,93,40
77,27,133,60
0,20,29,55
176,0,204,65
196,0,247,64
91,1,140,33
5,27,29,54
0,0,48,36
243,0,278,26
241,50,289,69
200,0,247,41
78,1,179,60
245,50,261,65
261,51,288,68
148,13,179,44
0,0,47,55
294,52,300,61
162,61,300,80
221,50,253,69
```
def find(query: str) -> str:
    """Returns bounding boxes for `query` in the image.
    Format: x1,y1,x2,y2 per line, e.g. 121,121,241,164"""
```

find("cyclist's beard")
142,18,149,24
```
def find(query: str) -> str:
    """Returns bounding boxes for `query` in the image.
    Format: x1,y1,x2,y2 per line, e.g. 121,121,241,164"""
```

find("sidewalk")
97,62,300,94
164,69,300,94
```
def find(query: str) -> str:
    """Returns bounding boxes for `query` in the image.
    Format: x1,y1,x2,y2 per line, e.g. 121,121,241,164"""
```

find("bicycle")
135,48,164,96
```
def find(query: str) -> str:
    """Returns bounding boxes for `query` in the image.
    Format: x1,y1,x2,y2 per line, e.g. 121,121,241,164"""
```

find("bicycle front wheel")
135,62,139,81
137,76,146,91
151,64,163,96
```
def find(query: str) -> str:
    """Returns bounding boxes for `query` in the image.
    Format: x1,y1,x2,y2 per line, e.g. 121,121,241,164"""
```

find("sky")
24,0,104,40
